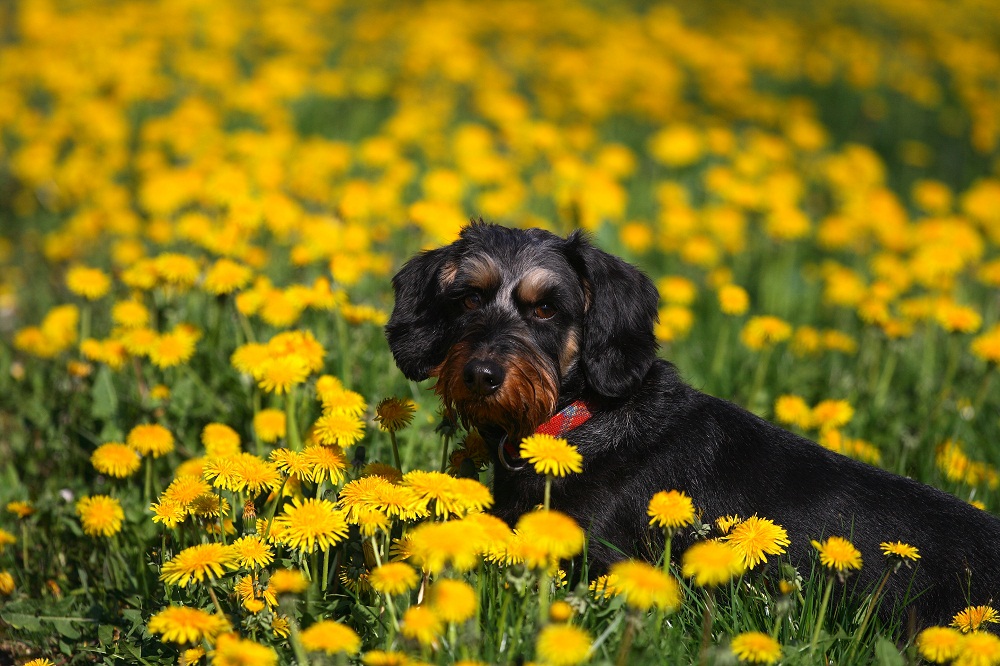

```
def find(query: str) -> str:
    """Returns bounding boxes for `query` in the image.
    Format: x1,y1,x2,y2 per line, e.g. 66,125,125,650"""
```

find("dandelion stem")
616,611,636,666
662,529,673,574
538,568,550,625
144,456,153,505
973,368,995,415
698,587,716,666
287,618,312,666
389,430,402,472
20,522,29,573
847,568,892,663
748,347,774,414
286,387,302,452
439,432,451,473
206,578,227,618
261,477,288,543
873,347,898,411
544,475,552,512
809,573,835,658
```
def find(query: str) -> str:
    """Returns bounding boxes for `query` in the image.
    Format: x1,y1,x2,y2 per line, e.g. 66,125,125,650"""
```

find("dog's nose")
462,359,505,396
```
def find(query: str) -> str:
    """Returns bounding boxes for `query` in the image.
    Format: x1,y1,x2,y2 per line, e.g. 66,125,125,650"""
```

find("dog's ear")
565,231,659,398
385,245,458,381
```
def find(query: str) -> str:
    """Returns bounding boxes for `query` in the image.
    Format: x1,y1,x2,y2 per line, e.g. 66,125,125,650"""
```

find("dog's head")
386,221,659,439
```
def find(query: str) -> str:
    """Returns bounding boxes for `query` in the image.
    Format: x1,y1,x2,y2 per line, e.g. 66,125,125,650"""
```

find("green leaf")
0,611,44,632
53,618,82,639
875,637,905,666
91,366,118,419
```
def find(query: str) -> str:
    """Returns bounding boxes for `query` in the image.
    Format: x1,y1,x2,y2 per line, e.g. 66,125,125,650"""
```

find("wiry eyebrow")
459,254,502,292
517,267,560,303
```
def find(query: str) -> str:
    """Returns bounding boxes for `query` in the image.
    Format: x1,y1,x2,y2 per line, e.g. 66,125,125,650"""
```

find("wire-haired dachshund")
385,220,1000,627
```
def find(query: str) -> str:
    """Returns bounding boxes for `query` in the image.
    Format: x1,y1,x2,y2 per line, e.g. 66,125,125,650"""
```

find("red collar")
503,400,595,460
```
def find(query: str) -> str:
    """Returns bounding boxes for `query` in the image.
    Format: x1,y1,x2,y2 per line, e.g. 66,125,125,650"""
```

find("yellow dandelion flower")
190,494,230,519
971,325,1000,364
647,490,696,530
512,510,585,569
952,605,1000,633
254,409,287,443
730,631,782,664
356,508,392,537
302,444,349,484
719,284,750,316
300,620,361,655
203,456,243,492
362,462,403,484
955,631,1000,666
519,434,583,477
609,560,682,611
204,258,252,295
127,423,175,458
319,388,367,417
7,501,33,519
147,605,230,644
235,454,282,496
271,616,290,639
257,354,310,395
549,600,574,623
400,605,442,647
160,543,238,588
811,400,854,431
150,499,187,528
268,330,326,373
111,300,150,328
369,562,419,596
917,626,965,662
740,316,792,351
452,478,494,516
273,497,349,554
270,448,312,481
811,536,863,573
723,515,790,570
163,476,213,507
535,623,593,666
231,343,271,379
23,659,56,666
149,328,197,369
312,411,365,448
0,571,14,595
155,253,200,289
428,579,477,624
715,515,743,535
201,424,241,458
880,541,921,562
361,650,410,666
66,265,111,300
407,519,483,574
681,540,745,587
231,535,274,569
75,495,124,537
590,573,625,600
268,568,309,595
375,397,417,432
210,633,277,666
91,442,141,478
0,529,16,551
774,395,813,429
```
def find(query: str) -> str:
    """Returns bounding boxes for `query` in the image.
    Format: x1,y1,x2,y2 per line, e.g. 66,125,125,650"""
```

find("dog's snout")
462,359,505,396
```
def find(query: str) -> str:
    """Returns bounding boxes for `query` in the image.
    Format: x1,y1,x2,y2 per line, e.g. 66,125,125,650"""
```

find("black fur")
387,221,1000,627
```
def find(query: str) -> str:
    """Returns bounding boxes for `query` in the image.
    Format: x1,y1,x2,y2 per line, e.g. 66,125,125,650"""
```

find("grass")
1,0,1000,664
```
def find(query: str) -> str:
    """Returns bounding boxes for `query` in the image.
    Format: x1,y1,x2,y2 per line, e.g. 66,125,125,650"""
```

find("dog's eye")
463,293,482,310
533,303,556,319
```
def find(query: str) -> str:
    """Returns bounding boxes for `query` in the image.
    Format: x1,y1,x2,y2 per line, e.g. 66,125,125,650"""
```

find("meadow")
2,0,1000,664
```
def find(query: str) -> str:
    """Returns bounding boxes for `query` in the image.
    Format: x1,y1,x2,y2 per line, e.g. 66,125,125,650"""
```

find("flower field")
2,0,1000,664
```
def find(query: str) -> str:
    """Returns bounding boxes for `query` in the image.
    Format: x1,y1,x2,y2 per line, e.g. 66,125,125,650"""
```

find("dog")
385,220,1000,627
